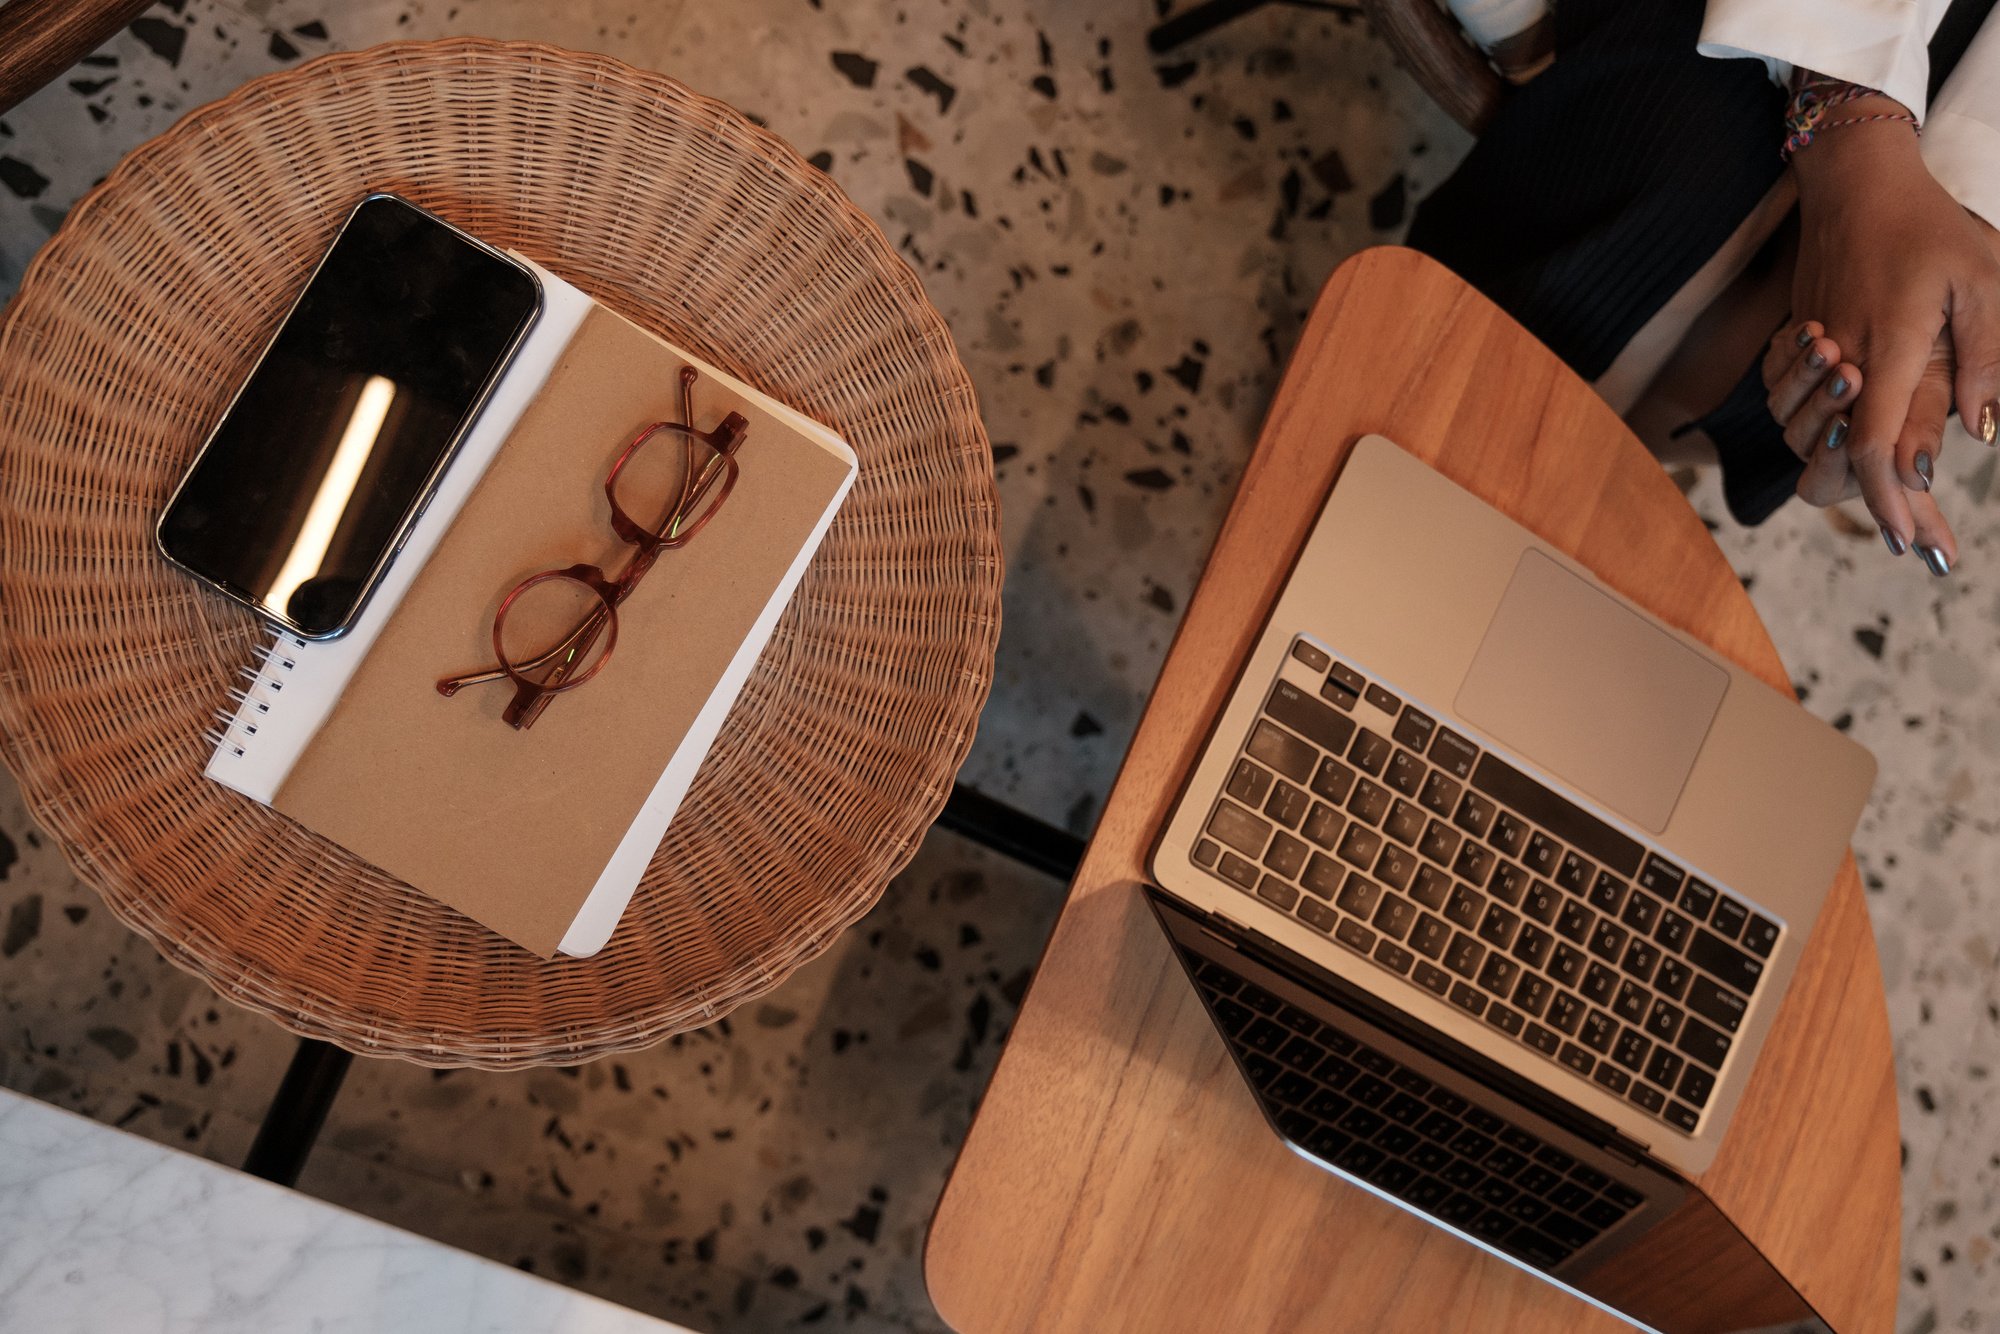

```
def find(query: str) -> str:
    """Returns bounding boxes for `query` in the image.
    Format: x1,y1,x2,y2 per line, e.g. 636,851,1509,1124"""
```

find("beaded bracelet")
1782,74,1918,158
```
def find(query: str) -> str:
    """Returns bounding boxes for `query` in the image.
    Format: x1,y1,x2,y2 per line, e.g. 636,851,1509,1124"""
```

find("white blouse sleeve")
1698,0,1934,124
1922,16,2000,230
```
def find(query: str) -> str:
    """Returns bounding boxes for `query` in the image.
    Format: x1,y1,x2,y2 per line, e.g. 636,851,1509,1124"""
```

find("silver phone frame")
154,191,544,641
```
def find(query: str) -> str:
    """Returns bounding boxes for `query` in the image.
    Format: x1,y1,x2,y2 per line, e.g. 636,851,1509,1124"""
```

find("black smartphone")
157,193,542,639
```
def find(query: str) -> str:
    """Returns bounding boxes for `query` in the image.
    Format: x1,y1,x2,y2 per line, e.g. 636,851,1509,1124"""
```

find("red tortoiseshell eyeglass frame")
436,366,748,729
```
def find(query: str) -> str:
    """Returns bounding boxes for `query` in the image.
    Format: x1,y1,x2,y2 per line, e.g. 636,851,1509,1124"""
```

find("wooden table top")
925,248,1900,1333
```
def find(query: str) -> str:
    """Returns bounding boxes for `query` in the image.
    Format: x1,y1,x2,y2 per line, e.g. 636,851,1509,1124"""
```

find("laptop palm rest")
1454,550,1728,836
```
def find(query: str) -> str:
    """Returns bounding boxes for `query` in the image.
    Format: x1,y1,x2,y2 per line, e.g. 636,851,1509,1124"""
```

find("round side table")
0,39,1001,1068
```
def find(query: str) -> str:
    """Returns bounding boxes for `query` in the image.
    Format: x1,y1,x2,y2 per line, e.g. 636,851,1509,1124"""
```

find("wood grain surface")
925,248,1899,1333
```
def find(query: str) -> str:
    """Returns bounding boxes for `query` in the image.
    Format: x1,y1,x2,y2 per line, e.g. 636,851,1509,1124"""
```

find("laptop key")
1335,918,1377,957
1374,843,1419,892
1523,1022,1561,1056
1580,1009,1618,1054
1301,851,1345,900
1207,801,1272,857
1312,756,1357,805
1580,962,1618,1006
1226,758,1274,807
1592,1062,1631,1095
1372,892,1417,941
1385,799,1427,846
1347,777,1392,826
1393,705,1436,753
1454,841,1497,888
1477,954,1521,998
1555,899,1595,945
1247,719,1317,784
1588,919,1630,964
1485,1003,1525,1037
1653,907,1692,953
1349,728,1393,777
1612,980,1648,1024
1677,1064,1716,1108
1448,982,1488,1018
1628,1082,1666,1115
1522,832,1561,876
1490,811,1533,860
1385,748,1426,798
1512,924,1555,971
1654,957,1692,1001
1523,880,1562,926
1264,831,1309,879
1428,727,1480,779
1676,1016,1733,1070
1679,877,1718,922
1445,884,1484,930
1555,851,1593,895
1587,870,1628,915
1217,851,1259,890
1338,823,1384,869
1337,871,1382,918
1410,913,1452,960
1612,1028,1652,1073
1512,973,1553,1019
1546,991,1585,1036
1557,1043,1595,1077
1296,898,1340,934
1241,1017,1290,1053
1489,860,1530,907
1418,819,1462,867
1644,999,1684,1043
1453,790,1497,838
1741,913,1780,958
1327,660,1366,698
1620,938,1661,985
1413,960,1453,997
1410,864,1453,912
1637,853,1685,899
1477,903,1521,950
1374,938,1417,975
1321,676,1359,711
1710,896,1750,940
1265,680,1357,756
1301,801,1345,850
1264,780,1310,829
1257,875,1300,911
1620,891,1660,934
1663,1101,1701,1134
1548,944,1586,988
1193,838,1221,868
1419,770,1462,817
1444,932,1487,979
1290,639,1331,672
1687,928,1765,994
1687,976,1747,1032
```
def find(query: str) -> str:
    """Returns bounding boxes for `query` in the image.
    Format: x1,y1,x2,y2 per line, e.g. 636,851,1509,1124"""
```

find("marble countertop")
0,1088,697,1334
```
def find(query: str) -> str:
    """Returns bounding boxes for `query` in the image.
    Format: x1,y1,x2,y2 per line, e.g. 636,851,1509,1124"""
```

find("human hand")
1791,98,2000,546
1762,320,1958,572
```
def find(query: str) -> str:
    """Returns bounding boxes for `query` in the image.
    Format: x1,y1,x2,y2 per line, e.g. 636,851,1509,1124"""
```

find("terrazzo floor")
1,2,1996,1332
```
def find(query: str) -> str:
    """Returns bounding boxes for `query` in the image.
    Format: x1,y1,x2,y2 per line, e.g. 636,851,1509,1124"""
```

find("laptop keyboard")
1185,950,1646,1271
1190,637,1782,1140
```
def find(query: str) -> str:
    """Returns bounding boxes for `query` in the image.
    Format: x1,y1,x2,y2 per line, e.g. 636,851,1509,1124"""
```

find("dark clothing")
1406,0,1994,524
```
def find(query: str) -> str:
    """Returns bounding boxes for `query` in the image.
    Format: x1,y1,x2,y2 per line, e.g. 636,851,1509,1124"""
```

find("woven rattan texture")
0,39,1001,1067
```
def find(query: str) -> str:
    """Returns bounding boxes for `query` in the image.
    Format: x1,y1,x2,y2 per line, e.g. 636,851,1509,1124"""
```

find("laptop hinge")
1199,907,1650,1167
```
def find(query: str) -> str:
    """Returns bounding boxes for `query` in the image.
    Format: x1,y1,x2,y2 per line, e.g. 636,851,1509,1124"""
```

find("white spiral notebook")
204,261,857,957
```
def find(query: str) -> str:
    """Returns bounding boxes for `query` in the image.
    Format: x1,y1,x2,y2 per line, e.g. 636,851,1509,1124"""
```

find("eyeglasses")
437,366,748,729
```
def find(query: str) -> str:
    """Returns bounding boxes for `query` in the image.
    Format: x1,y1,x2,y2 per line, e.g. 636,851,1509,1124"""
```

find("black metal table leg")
937,782,1087,883
242,1038,352,1187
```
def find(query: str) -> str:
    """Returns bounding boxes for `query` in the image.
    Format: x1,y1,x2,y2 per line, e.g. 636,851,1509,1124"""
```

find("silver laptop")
1149,434,1874,1327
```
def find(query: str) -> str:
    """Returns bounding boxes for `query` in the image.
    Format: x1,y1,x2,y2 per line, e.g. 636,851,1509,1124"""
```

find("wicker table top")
0,39,1001,1068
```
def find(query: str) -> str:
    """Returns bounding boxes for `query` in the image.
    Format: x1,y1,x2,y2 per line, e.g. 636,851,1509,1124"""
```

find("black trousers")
1407,0,1993,524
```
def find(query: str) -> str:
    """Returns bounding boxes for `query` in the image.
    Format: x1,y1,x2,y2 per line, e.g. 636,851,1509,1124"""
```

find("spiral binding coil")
205,630,309,759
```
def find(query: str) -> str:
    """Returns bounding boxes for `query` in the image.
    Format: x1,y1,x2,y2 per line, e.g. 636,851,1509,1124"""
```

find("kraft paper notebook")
205,264,857,957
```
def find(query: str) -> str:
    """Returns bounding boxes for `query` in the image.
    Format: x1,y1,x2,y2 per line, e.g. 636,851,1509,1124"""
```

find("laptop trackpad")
1454,551,1727,836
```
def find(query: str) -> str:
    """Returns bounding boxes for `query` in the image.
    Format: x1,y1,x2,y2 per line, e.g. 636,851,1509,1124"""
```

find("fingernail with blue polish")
1807,349,1828,371
1826,419,1847,451
1828,374,1849,399
1795,326,1815,348
1915,451,1933,490
1920,545,1951,577
1881,525,1907,557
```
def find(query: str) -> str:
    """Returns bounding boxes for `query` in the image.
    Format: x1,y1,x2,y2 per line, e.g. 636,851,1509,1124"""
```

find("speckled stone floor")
1,3,1996,1332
